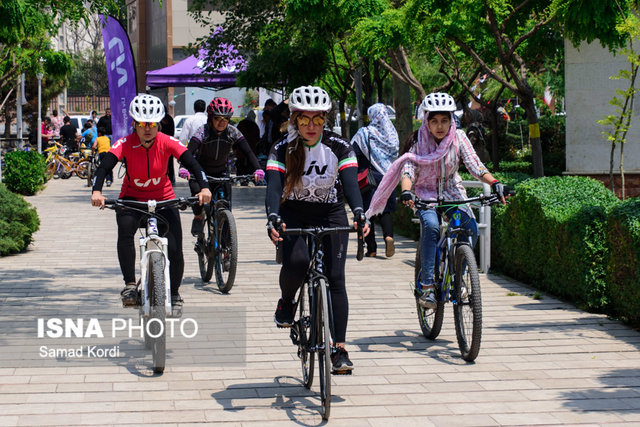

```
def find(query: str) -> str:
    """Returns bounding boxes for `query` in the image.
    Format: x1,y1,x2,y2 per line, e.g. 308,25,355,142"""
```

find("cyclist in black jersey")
180,97,265,236
265,86,369,373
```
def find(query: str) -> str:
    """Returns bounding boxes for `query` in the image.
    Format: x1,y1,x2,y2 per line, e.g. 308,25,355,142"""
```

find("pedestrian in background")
352,103,399,258
179,99,208,144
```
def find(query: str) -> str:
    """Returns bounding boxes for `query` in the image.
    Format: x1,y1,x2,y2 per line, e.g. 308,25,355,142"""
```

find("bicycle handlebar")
104,196,200,212
205,174,254,184
279,225,364,261
412,190,515,211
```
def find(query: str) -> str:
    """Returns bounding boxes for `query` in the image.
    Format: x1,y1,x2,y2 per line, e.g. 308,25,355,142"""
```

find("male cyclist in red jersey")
91,94,212,310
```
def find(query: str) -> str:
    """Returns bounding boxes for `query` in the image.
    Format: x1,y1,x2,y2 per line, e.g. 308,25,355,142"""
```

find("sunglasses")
296,115,325,127
134,121,158,128
212,116,230,123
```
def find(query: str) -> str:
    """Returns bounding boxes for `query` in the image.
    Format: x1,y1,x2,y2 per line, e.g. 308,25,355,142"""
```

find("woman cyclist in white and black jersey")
265,85,369,373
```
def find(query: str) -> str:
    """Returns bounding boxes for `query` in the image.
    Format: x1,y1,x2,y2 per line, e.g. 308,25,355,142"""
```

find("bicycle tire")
298,281,314,389
45,161,56,180
414,244,444,339
317,280,332,420
86,161,95,187
76,160,90,180
148,251,167,374
197,205,214,282
214,209,238,293
453,244,482,362
58,160,73,179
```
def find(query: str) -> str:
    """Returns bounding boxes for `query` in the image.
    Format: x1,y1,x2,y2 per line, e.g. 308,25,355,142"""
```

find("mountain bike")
194,174,253,293
279,223,364,420
411,192,509,361
105,196,198,374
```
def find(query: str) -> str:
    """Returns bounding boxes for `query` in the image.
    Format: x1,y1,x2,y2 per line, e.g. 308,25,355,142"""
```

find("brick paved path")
1,176,640,426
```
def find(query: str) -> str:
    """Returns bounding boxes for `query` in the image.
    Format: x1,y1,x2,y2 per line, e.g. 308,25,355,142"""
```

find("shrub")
0,183,40,256
492,176,618,310
3,150,46,195
606,197,640,324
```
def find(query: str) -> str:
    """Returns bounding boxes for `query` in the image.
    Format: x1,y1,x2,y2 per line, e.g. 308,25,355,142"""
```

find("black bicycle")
104,196,198,374
278,224,364,420
411,192,508,361
194,174,253,293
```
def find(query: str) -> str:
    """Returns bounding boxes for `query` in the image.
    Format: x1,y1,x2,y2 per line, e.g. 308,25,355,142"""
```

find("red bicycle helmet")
207,97,234,117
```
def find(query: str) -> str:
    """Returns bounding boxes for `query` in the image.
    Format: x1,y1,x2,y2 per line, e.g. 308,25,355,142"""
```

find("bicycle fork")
139,217,171,317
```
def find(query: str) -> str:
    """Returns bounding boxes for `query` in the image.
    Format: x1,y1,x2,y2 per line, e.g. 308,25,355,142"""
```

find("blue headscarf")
351,103,399,174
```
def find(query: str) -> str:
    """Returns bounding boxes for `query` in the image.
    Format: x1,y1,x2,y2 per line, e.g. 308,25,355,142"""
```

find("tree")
597,14,640,199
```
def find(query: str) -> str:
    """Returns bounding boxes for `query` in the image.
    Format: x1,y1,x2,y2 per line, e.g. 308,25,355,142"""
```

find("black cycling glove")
400,190,415,203
352,208,366,227
266,213,282,236
491,181,505,198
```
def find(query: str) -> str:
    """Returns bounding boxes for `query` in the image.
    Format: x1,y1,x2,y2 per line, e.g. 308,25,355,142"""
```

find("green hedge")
492,176,618,310
0,183,40,256
606,198,640,323
3,150,46,195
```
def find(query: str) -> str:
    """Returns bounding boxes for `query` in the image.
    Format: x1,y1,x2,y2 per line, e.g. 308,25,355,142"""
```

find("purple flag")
100,14,137,142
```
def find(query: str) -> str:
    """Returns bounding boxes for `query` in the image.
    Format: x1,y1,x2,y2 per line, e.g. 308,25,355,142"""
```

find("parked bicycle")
44,142,89,180
105,196,198,374
410,192,510,361
277,223,364,420
194,174,253,293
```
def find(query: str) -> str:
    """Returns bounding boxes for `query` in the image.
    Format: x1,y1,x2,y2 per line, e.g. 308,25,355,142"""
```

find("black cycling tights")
280,226,349,343
116,206,183,295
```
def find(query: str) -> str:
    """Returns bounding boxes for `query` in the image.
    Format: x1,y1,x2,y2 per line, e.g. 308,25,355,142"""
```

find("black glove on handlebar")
491,181,506,199
266,213,282,236
353,208,366,227
400,190,415,203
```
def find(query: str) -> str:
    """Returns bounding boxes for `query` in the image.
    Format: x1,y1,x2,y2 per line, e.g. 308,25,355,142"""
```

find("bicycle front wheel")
414,245,444,340
214,209,238,293
197,206,214,282
148,251,167,374
452,244,482,362
298,282,314,389
76,160,90,180
317,280,332,420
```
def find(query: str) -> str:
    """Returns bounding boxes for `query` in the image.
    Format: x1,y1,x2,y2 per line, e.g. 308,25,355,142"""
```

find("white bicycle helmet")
289,86,332,112
419,92,456,118
129,94,165,122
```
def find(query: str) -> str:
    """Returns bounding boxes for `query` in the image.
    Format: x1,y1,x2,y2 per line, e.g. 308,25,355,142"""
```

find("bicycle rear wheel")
317,280,332,420
297,282,314,389
86,160,94,187
414,245,444,339
197,206,214,282
148,251,167,374
214,208,238,293
452,244,482,361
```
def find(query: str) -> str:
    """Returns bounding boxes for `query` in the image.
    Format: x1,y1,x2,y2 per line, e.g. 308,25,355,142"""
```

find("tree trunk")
521,96,544,177
489,106,500,170
393,75,413,151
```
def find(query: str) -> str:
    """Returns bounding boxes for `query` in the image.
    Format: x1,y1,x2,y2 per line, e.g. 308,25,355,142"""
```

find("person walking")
97,107,113,140
352,103,399,258
179,99,208,144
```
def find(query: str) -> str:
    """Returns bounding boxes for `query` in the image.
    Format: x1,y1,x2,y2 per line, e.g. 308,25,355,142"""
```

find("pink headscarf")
365,112,457,218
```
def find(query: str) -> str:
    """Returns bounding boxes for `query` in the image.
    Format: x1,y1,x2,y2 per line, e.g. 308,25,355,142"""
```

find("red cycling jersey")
109,132,187,201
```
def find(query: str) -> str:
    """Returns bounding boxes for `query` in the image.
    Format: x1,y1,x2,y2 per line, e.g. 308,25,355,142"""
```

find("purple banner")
100,15,137,142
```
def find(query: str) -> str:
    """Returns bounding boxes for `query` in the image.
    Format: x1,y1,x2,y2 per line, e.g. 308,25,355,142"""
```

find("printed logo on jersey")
134,177,162,187
304,161,328,176
111,136,127,150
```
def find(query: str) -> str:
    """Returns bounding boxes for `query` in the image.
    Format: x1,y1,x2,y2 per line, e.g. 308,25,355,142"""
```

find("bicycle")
104,196,198,374
194,174,253,293
278,223,364,420
86,152,100,187
44,142,89,180
410,192,509,362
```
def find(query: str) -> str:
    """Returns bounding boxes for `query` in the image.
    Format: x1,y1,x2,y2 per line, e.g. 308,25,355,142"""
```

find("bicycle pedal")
331,369,352,376
289,326,299,346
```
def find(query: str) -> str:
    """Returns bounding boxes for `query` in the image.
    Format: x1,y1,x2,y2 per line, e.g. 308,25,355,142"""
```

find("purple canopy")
146,49,245,89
